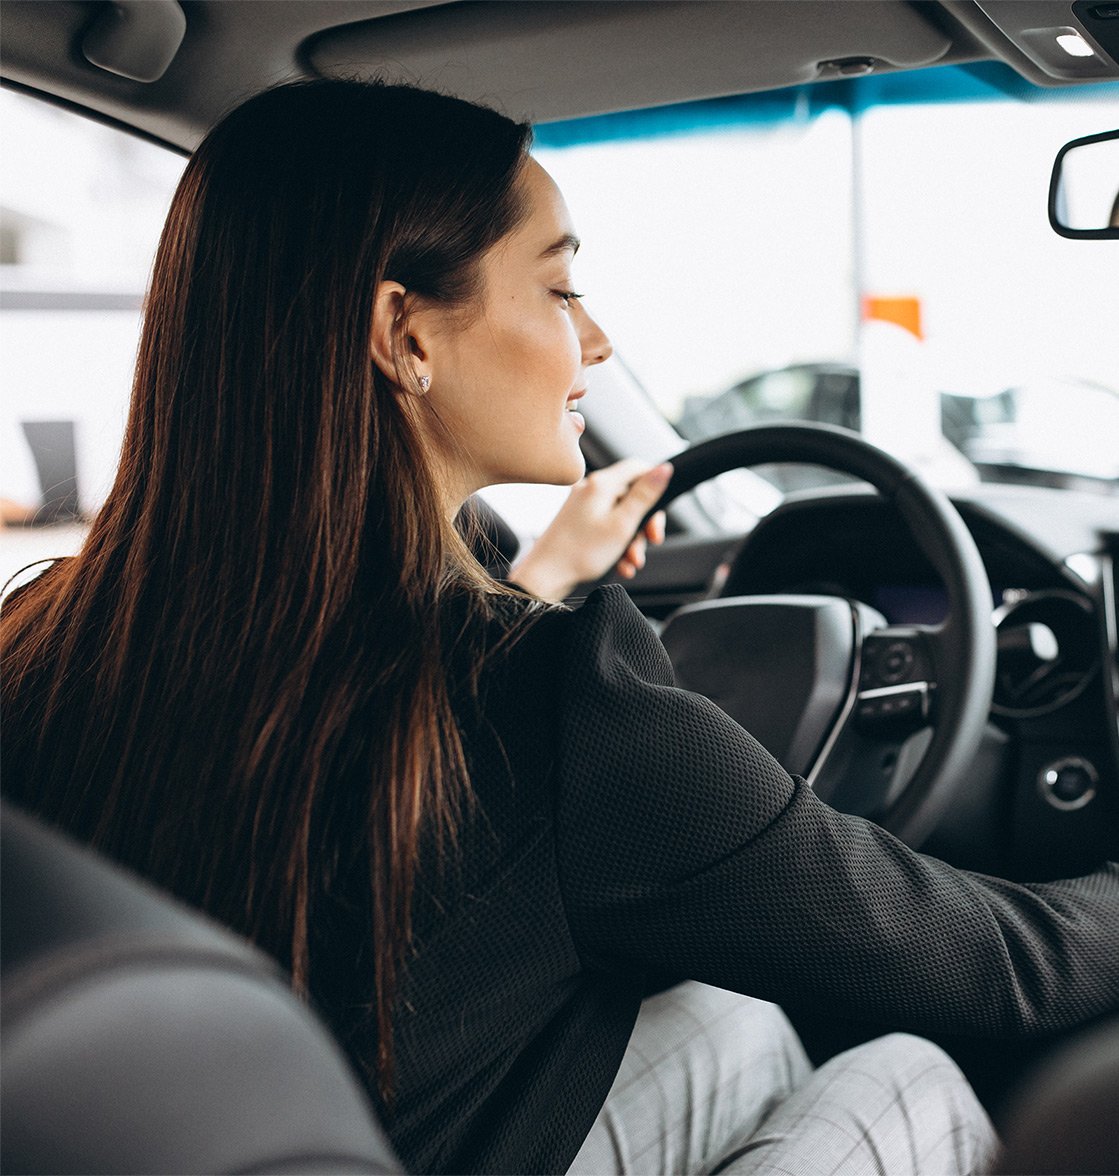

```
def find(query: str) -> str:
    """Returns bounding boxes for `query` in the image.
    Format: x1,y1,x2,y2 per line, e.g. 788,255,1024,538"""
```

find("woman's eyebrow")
539,233,580,259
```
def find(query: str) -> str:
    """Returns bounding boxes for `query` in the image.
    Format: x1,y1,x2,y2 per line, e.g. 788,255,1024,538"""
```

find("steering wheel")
649,423,995,848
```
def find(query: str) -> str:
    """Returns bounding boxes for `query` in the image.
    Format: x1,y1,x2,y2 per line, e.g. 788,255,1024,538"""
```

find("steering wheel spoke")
806,623,935,814
808,709,935,818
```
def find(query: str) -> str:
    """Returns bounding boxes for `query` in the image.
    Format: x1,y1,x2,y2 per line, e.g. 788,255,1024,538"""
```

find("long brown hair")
1,79,534,1100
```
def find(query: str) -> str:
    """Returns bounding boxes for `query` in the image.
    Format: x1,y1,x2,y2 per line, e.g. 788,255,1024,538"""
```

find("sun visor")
306,0,958,123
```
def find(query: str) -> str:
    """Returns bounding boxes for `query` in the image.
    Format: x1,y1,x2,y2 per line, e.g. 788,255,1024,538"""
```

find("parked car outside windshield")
677,364,1119,495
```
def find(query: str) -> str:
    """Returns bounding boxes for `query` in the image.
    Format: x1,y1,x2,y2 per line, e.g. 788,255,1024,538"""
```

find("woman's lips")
566,389,586,432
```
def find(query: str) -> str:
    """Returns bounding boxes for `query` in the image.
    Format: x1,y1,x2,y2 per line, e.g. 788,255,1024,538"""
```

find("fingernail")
653,462,673,484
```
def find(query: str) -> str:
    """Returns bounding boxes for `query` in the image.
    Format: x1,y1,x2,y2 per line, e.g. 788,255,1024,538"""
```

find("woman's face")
415,159,612,505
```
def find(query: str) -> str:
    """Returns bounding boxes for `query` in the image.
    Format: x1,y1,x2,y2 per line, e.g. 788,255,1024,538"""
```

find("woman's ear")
370,281,430,391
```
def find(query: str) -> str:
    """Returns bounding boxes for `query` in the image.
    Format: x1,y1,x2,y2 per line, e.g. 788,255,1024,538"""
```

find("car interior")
1,2,1118,1173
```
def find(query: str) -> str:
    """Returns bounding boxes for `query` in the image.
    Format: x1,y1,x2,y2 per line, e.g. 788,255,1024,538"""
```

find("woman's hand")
509,459,672,602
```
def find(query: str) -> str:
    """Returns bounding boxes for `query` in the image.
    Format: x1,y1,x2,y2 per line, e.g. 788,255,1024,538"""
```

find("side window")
0,90,186,585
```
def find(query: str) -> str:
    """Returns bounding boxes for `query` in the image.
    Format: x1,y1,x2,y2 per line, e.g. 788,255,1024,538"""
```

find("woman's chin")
527,437,587,486
528,457,586,488
482,438,586,489
556,448,587,485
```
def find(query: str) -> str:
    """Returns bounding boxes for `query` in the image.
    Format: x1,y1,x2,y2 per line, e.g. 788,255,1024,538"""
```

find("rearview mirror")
1048,129,1119,239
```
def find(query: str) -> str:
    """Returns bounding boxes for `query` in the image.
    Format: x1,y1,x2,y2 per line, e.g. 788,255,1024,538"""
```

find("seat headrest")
1,803,401,1175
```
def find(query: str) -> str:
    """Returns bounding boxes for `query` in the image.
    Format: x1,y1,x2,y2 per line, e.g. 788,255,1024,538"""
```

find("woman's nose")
579,304,613,366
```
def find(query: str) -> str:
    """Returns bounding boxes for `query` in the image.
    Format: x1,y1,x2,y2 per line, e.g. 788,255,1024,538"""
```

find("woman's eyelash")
554,289,584,305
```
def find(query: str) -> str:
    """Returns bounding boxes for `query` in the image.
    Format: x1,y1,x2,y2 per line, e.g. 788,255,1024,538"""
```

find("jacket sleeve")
552,585,1119,1040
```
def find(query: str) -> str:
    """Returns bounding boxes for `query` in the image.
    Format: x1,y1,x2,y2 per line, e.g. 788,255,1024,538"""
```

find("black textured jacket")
378,585,1119,1174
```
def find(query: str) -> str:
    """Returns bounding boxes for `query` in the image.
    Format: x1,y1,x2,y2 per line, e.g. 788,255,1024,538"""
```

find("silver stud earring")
419,375,431,393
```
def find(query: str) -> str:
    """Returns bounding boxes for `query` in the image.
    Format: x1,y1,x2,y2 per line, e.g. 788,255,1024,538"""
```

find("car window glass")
1,89,187,584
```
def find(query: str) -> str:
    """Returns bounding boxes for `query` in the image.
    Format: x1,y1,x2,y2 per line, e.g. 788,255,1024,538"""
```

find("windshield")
1,64,1116,588
534,63,1119,495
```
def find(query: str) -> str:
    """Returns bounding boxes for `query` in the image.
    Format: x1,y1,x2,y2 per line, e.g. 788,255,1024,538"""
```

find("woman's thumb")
627,462,673,513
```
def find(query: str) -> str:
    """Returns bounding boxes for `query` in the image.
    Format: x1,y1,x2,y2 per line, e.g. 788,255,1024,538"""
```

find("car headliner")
2,1,1117,150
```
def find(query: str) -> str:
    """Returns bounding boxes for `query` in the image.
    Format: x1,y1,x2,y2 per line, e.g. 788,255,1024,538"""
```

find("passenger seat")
0,802,402,1175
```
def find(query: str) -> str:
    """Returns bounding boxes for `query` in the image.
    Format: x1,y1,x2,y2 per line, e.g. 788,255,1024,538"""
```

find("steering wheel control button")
855,683,929,729
879,641,916,684
1038,757,1099,811
862,635,926,689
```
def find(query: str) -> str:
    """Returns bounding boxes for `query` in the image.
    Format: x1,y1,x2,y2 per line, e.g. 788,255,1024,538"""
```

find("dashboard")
724,483,1119,879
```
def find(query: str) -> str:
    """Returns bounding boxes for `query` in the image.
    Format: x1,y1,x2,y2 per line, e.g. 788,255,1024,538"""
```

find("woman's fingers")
645,510,666,546
507,460,672,600
617,535,647,577
622,463,673,517
608,471,669,579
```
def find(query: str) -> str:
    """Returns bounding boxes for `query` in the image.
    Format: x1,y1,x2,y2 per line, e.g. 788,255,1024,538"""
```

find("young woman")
2,79,1117,1176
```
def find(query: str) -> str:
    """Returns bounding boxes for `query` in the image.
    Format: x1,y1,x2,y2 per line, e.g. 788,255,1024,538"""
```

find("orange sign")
862,296,923,341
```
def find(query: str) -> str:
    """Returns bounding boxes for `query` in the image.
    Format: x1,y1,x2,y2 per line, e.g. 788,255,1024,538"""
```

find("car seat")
993,1013,1119,1176
0,802,402,1175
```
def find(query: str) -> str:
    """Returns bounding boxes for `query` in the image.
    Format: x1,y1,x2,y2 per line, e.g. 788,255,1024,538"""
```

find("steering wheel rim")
650,423,995,847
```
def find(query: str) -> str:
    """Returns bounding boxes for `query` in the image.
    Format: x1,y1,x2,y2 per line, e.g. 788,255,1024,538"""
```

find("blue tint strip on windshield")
532,62,1119,147
854,61,1119,106
533,84,848,147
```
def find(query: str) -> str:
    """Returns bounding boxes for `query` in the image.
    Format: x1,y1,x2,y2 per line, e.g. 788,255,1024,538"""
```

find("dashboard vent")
993,590,1099,718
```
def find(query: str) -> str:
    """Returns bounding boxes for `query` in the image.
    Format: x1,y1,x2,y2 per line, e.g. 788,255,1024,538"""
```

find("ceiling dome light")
1056,31,1096,57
